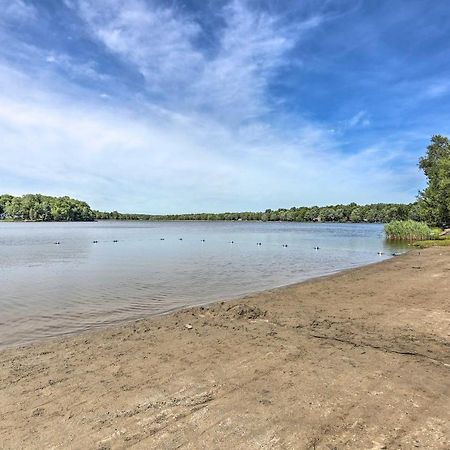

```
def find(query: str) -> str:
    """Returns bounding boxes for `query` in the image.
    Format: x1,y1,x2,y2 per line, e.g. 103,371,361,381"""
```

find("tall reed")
384,220,433,240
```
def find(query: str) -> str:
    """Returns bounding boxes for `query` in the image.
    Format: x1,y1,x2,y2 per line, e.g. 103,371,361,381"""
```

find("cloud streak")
69,0,308,122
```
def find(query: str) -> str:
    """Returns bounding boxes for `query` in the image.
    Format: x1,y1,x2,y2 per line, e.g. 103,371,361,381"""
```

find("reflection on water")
0,221,406,348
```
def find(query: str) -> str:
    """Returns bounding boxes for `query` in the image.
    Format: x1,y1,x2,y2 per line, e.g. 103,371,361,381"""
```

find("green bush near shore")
384,220,435,240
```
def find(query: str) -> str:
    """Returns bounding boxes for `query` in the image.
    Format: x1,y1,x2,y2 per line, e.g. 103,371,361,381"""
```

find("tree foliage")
0,194,94,221
418,135,450,226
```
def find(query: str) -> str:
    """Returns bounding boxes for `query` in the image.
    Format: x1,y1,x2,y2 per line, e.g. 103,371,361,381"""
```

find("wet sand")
1,247,449,449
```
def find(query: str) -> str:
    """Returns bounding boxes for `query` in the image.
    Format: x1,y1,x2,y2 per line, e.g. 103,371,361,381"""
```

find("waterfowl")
201,239,205,242
377,251,383,255
160,238,165,240
92,240,98,244
179,238,183,240
54,241,60,245
113,240,118,243
314,246,320,250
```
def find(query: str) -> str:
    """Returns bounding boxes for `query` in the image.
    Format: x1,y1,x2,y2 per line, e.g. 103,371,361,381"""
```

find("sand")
0,247,449,449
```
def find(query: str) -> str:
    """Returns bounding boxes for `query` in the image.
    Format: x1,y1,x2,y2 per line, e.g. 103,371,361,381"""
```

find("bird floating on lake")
282,244,288,247
257,242,262,246
113,240,118,243
201,239,205,242
179,238,183,240
54,241,60,245
92,240,98,244
377,251,383,255
314,246,320,250
160,238,165,240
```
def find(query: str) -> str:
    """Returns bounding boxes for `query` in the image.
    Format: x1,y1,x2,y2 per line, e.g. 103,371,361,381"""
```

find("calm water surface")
0,221,406,348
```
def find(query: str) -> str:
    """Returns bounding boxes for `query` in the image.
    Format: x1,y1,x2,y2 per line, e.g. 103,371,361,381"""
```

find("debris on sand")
225,304,267,320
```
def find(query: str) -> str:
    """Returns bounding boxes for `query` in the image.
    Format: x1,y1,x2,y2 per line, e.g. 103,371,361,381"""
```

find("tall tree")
418,135,450,226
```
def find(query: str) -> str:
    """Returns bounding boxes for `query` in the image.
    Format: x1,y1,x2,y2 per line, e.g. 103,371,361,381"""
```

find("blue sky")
0,0,449,213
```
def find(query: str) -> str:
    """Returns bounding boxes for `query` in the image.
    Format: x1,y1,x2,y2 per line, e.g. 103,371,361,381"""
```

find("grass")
413,237,450,248
384,220,435,241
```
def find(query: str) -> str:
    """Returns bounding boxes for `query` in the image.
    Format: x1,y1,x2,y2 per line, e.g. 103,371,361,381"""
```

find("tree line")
1,194,417,224
94,202,418,223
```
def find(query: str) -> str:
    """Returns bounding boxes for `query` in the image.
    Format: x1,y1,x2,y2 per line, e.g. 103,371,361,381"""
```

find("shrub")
384,220,434,240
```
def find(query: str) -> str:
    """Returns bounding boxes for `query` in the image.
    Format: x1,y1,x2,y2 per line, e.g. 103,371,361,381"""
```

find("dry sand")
1,247,449,449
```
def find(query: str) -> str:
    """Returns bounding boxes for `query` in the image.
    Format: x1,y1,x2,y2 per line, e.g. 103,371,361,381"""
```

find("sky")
0,0,449,213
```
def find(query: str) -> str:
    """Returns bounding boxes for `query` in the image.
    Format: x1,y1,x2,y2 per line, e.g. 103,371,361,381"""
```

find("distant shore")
0,219,97,223
1,247,449,449
1,193,418,223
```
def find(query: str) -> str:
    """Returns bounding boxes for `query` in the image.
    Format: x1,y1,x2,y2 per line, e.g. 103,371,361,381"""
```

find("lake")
0,221,405,348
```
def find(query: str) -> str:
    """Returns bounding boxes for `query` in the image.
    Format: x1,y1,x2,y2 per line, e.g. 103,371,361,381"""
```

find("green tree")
5,197,24,218
418,135,450,226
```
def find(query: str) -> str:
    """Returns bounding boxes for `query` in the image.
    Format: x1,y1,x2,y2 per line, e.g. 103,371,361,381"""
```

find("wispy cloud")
0,0,37,23
425,81,450,98
69,0,309,121
188,0,297,120
72,0,203,93
44,52,110,82
347,110,371,128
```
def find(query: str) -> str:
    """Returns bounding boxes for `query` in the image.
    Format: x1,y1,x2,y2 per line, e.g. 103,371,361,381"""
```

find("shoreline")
1,247,449,449
1,254,398,353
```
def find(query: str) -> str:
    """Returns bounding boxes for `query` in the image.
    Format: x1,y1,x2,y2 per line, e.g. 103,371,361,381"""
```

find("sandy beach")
0,247,449,449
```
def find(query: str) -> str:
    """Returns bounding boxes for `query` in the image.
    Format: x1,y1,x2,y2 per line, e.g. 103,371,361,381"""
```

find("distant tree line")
0,194,95,221
1,195,420,224
94,202,420,223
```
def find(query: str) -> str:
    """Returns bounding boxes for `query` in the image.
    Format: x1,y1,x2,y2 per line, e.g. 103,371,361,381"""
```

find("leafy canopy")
418,135,450,226
0,194,94,221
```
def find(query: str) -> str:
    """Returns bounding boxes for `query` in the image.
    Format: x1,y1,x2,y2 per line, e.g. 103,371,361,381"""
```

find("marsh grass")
413,236,450,248
384,220,435,241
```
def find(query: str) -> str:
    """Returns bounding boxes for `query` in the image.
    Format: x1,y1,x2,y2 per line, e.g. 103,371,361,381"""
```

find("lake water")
0,221,405,348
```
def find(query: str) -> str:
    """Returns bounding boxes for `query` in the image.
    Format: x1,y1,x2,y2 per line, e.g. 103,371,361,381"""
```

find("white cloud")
71,0,318,122
347,110,371,128
189,1,297,121
425,81,450,98
0,0,37,23
74,0,204,95
45,52,111,82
